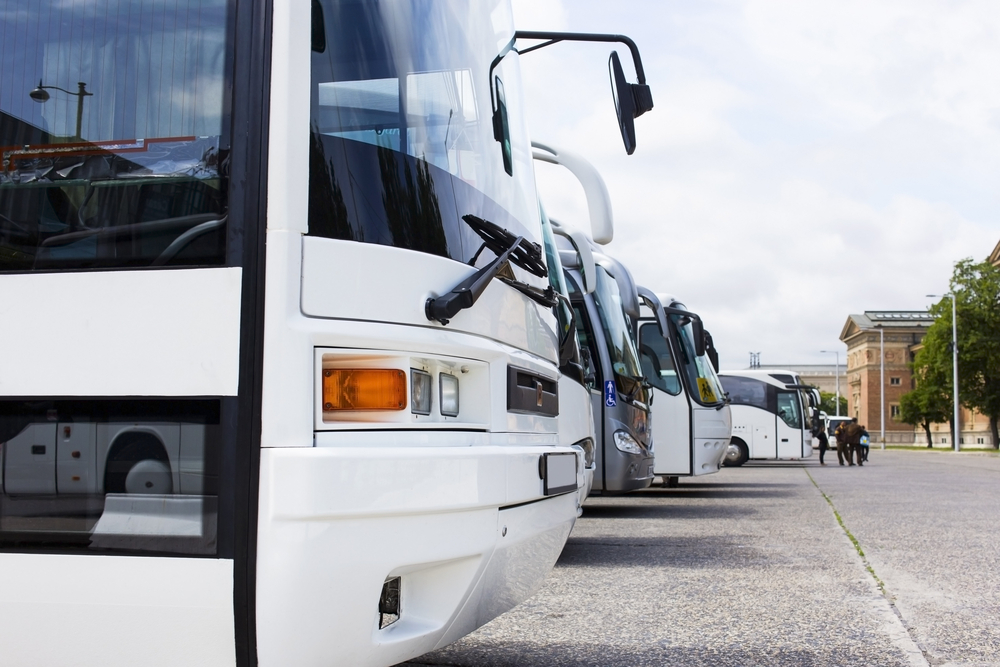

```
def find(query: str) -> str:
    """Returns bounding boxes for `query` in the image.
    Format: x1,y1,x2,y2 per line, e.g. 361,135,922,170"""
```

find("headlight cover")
573,437,596,468
613,430,643,455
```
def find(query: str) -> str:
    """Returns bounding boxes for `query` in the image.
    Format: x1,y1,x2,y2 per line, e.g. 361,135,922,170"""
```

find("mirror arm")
513,31,649,84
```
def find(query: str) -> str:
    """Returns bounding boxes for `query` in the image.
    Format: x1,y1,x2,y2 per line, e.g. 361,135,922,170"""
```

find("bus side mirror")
609,51,653,155
493,77,513,176
693,318,706,357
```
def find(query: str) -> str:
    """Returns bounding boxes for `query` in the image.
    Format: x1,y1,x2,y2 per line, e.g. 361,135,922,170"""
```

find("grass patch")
806,470,888,596
883,445,1000,454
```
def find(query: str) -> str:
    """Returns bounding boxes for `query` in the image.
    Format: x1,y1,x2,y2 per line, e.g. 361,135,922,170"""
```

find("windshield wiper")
426,214,556,325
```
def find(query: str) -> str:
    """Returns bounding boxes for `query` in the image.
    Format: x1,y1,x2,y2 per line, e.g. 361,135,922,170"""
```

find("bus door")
638,321,690,475
752,419,774,458
775,390,804,458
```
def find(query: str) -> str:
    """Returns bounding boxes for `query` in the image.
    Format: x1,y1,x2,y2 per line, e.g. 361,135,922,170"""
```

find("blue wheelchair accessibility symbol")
604,380,617,407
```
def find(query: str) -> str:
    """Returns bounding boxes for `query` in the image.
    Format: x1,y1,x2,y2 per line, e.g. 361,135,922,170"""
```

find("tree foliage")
817,390,847,417
911,258,1000,448
898,376,950,447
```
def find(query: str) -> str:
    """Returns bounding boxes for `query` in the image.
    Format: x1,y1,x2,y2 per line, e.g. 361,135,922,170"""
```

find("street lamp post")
819,350,840,416
928,293,960,452
878,326,885,450
29,80,92,140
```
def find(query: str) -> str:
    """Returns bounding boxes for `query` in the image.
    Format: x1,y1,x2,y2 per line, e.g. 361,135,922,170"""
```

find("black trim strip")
227,0,271,663
499,491,575,512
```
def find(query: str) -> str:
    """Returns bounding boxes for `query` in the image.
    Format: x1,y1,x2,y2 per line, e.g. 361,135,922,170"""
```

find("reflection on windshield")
308,0,541,268
639,322,681,395
672,314,725,406
592,267,643,397
777,391,802,429
0,0,230,271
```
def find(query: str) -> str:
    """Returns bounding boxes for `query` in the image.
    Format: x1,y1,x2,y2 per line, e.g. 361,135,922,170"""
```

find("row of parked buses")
0,2,819,665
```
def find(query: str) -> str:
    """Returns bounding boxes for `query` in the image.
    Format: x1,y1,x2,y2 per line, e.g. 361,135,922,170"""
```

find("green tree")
816,390,847,417
922,258,1000,448
898,372,950,447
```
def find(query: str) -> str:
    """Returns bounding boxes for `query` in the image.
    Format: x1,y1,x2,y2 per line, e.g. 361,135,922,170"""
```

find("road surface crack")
806,469,932,667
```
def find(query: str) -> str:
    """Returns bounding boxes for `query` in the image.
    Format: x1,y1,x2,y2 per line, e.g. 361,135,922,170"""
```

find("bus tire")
723,439,749,467
104,432,172,494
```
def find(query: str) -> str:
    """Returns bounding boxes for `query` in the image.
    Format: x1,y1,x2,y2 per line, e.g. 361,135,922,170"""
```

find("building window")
890,404,900,419
941,437,947,443
890,377,901,386
977,437,984,444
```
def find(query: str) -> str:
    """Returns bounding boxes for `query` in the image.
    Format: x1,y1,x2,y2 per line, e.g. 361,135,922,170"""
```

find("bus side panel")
0,553,236,667
651,389,691,476
690,404,732,475
0,269,243,397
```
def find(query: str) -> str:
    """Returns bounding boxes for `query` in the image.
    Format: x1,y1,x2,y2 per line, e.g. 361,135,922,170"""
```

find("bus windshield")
0,0,231,272
592,266,644,399
308,0,541,268
671,314,725,406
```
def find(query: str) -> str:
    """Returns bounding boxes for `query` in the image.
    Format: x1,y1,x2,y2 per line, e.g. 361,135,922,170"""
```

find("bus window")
719,375,768,410
0,1,230,272
639,322,681,395
776,391,802,429
0,399,221,555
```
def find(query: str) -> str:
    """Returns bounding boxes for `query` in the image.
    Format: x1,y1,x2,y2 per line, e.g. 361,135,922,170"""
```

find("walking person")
845,418,863,466
834,420,849,466
815,426,830,465
860,425,870,463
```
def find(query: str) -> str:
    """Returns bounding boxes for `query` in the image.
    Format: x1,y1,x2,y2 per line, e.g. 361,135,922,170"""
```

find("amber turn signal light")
323,369,407,411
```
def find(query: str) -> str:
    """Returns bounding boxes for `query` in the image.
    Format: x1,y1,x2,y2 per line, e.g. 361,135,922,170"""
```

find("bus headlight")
573,438,595,468
440,373,460,417
613,430,642,455
410,369,432,415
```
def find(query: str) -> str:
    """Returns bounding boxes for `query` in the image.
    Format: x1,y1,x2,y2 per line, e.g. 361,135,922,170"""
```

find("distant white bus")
717,370,819,465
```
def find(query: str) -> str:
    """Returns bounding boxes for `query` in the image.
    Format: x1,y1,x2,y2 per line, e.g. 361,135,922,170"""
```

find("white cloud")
512,0,1000,369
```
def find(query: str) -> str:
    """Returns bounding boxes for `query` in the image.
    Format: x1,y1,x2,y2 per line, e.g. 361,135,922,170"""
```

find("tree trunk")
991,415,999,450
922,420,933,448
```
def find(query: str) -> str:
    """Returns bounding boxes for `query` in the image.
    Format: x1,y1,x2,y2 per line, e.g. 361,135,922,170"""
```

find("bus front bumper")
254,445,578,667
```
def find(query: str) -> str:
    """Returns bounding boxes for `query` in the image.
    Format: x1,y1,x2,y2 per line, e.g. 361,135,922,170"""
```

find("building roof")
990,238,1000,267
752,364,844,375
840,311,933,342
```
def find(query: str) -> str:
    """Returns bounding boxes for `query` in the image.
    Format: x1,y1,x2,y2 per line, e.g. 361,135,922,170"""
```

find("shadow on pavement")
401,639,883,667
580,503,751,520
556,535,765,569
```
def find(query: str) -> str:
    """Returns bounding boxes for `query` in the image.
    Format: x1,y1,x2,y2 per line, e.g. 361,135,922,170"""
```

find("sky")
510,0,1000,370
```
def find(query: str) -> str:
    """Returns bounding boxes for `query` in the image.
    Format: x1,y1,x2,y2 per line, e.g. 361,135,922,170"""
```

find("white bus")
717,370,819,465
637,296,731,486
0,2,652,665
533,144,654,494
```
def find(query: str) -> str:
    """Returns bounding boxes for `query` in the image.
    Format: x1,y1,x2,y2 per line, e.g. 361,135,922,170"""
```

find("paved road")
402,450,1000,667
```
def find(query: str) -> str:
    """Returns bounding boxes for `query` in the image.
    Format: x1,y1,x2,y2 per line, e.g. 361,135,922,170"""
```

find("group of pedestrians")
814,418,869,466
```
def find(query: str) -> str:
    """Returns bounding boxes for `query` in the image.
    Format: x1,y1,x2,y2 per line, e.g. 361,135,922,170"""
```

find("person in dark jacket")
845,418,863,466
834,421,849,465
815,427,830,465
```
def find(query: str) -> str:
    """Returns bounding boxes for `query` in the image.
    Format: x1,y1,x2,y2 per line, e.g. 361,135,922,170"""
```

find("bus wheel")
104,432,173,494
722,439,749,467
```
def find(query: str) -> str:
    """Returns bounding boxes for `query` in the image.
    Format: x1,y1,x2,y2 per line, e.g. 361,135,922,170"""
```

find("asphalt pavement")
402,449,1000,667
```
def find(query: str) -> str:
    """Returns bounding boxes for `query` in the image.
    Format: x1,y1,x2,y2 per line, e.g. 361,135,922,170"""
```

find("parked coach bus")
717,370,819,466
0,2,652,665
534,144,653,494
637,295,731,486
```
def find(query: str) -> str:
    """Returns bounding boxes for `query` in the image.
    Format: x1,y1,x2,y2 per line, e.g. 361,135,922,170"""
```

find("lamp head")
29,80,49,103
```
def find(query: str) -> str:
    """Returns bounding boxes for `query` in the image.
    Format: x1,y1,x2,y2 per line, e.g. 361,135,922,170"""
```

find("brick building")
839,311,932,444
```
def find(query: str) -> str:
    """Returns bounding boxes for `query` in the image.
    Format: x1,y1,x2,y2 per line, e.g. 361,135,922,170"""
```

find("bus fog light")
410,369,432,415
440,373,460,417
378,576,401,629
613,430,642,455
322,369,406,411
